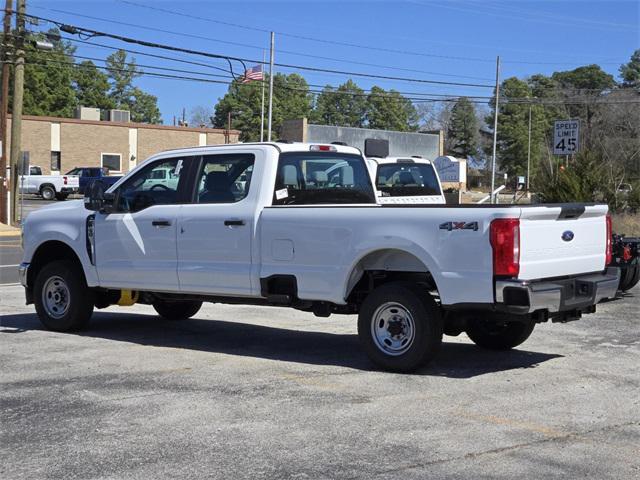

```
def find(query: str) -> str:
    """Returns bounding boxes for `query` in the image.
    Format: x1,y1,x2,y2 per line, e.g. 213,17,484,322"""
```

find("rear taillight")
490,218,520,277
605,213,612,266
63,176,68,185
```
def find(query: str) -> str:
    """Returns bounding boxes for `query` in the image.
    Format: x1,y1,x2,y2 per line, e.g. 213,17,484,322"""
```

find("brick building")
5,115,240,176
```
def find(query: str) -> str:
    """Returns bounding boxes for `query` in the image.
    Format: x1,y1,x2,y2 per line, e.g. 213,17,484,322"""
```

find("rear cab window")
376,162,442,197
273,152,376,205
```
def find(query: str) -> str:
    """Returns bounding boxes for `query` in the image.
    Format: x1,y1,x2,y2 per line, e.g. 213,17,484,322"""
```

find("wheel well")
39,183,56,192
28,241,84,289
345,249,439,304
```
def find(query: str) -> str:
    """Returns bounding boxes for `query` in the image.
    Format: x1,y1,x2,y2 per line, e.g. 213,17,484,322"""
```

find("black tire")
621,264,640,292
40,185,55,201
34,260,94,331
358,282,443,372
153,300,202,320
466,319,535,350
55,193,68,201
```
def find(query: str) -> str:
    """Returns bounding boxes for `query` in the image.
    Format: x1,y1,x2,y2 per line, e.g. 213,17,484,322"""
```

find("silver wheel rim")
42,188,53,200
371,302,416,356
42,275,71,319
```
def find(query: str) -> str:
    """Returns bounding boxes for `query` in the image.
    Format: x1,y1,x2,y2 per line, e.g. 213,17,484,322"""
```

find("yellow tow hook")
117,290,139,306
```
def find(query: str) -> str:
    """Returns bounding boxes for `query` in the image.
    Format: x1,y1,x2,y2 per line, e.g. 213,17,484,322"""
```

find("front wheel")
34,260,94,331
153,300,202,320
358,283,443,372
465,319,535,350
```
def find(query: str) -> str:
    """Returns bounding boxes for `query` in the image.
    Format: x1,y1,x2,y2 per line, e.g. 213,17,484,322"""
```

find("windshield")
273,152,376,205
376,163,442,197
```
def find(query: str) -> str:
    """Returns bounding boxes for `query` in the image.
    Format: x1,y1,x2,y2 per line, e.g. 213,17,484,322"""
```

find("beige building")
5,115,240,175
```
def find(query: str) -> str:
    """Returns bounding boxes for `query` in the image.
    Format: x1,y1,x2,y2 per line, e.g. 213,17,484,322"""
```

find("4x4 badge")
439,221,479,231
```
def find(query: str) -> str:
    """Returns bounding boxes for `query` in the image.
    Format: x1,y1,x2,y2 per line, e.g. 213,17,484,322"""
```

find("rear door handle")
224,219,245,226
152,219,172,227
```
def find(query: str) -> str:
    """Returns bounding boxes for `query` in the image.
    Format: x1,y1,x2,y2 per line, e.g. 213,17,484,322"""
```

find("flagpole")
267,31,274,142
260,50,266,142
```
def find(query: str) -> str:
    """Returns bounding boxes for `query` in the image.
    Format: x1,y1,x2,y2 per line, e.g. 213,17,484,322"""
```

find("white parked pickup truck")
19,165,80,201
366,156,445,205
19,142,619,371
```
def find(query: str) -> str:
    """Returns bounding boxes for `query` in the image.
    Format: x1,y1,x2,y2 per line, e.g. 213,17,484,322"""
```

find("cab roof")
367,156,432,165
156,142,363,158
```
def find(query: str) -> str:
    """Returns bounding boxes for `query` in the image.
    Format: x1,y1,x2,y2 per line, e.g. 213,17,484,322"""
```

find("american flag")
241,64,264,83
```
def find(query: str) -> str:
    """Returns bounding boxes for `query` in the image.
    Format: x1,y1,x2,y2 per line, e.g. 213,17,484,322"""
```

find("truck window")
114,158,186,213
195,154,255,204
273,152,375,205
376,163,442,197
30,166,42,176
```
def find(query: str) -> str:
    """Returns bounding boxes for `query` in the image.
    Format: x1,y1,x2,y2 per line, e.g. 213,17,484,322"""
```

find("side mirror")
84,180,116,213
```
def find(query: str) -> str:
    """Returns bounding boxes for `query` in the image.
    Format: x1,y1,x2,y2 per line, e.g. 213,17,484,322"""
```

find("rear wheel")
34,260,94,331
153,300,202,320
466,319,535,350
620,264,640,292
40,185,55,201
358,283,443,372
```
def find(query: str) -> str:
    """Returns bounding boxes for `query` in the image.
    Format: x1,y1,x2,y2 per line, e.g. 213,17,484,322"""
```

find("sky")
28,0,640,125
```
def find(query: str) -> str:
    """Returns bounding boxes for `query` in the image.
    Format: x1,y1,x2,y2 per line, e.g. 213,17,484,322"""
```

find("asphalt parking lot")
1,278,639,479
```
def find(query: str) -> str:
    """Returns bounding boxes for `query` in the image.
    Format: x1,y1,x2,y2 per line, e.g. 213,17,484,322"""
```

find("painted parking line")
0,282,20,286
0,264,20,268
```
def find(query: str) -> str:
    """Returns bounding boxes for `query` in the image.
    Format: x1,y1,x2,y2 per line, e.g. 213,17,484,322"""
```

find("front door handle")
224,219,245,226
152,219,172,227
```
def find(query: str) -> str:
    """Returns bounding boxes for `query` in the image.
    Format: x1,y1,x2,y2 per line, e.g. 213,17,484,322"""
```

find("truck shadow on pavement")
1,312,563,378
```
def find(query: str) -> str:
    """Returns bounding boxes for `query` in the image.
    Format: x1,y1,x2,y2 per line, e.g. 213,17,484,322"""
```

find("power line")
20,58,640,106
116,0,627,66
21,11,496,89
30,3,495,82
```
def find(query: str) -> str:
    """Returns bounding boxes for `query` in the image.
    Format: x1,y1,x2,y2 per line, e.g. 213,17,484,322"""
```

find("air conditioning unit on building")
108,109,131,123
75,106,101,121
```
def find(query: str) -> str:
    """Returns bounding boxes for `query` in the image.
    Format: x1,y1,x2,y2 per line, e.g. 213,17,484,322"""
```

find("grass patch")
612,213,640,236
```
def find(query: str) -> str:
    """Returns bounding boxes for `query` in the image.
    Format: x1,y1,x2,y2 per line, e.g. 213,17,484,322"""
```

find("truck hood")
24,199,91,229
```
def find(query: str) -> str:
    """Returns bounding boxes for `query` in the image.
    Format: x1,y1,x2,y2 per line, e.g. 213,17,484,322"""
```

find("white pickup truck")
19,142,619,371
19,165,80,201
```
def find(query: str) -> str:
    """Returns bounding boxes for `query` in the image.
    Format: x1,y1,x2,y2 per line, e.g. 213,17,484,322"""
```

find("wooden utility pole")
0,0,12,224
226,111,231,144
9,0,25,225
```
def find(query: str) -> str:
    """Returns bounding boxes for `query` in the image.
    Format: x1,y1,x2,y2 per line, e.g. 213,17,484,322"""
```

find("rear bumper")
495,267,620,315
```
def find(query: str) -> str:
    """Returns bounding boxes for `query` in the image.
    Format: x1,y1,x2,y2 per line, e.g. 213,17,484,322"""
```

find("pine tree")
447,97,478,158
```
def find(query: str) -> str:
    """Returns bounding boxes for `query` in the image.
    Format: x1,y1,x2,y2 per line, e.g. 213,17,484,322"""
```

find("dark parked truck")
66,167,122,195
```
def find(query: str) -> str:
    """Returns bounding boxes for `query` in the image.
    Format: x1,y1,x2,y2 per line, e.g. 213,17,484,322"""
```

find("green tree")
73,60,113,110
21,29,77,117
365,86,418,131
213,73,312,141
105,49,161,123
106,49,140,107
619,49,640,89
447,97,478,157
128,88,162,124
312,79,367,127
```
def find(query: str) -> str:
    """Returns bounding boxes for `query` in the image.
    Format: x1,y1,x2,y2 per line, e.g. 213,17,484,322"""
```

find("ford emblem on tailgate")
562,230,575,242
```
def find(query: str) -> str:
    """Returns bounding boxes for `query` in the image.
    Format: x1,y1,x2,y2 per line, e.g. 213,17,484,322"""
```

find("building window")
101,153,122,172
51,151,61,171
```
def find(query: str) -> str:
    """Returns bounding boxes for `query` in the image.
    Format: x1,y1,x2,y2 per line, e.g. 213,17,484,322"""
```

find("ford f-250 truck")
19,166,80,200
19,142,619,372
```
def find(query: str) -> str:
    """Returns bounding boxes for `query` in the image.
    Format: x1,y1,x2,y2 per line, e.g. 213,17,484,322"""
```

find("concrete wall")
280,120,442,160
6,116,240,175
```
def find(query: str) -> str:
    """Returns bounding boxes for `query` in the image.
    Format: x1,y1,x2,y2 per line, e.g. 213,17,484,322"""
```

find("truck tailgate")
518,205,607,280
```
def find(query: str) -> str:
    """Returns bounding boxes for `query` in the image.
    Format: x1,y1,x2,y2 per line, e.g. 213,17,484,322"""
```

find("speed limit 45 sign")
553,119,580,155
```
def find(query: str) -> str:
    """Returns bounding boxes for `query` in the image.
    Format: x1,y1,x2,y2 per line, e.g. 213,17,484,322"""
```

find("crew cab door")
177,152,257,296
94,156,191,291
